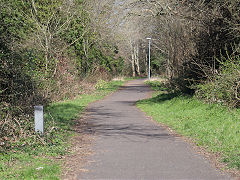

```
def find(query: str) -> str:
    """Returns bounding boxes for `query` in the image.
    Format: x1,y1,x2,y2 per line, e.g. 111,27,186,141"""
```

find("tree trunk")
130,41,136,77
135,44,140,76
131,51,136,77
144,49,148,76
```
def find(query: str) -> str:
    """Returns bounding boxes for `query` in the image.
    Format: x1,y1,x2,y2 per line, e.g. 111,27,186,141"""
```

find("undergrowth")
137,80,240,170
194,59,240,108
0,80,124,179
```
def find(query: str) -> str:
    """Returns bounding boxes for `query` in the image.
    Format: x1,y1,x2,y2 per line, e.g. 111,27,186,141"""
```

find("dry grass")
145,77,168,84
112,76,125,81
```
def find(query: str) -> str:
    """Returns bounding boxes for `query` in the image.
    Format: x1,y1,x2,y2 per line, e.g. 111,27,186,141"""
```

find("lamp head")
146,38,151,40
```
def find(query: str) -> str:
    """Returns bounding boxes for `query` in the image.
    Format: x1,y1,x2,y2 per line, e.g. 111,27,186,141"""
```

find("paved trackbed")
79,79,230,180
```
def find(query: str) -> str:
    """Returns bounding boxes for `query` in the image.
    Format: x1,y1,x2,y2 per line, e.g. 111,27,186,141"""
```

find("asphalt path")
79,79,231,180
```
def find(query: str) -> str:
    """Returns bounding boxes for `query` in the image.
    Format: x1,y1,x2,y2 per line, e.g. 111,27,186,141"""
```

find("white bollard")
34,106,44,134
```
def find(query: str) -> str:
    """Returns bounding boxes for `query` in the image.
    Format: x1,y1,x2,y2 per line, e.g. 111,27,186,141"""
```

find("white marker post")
34,106,44,134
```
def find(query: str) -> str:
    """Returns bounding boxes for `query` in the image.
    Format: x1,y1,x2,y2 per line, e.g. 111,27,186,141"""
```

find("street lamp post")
147,38,151,80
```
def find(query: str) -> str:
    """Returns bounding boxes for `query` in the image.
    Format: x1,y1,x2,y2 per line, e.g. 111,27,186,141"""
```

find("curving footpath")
79,79,231,180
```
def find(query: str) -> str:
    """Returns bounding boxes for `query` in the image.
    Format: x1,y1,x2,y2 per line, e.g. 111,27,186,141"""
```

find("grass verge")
137,80,240,170
0,80,124,179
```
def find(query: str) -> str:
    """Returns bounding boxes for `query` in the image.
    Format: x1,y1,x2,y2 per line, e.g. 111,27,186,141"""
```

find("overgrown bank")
137,80,240,173
0,79,124,179
0,0,125,150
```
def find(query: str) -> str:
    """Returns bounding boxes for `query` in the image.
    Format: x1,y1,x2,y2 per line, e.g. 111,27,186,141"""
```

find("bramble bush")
195,57,240,108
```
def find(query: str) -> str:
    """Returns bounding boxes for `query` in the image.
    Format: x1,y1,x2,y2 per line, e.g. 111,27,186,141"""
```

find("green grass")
0,80,124,179
137,80,240,170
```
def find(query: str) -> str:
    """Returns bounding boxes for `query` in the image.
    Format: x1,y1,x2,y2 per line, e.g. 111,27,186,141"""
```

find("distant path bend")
79,79,230,180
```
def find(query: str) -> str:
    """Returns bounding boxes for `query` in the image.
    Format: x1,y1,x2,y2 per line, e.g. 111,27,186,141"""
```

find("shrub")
195,58,240,108
95,79,108,90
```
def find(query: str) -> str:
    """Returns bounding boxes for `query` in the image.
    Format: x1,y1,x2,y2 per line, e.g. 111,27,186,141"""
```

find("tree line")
88,0,240,107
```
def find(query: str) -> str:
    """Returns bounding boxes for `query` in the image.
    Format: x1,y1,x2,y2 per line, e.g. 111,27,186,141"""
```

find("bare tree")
18,0,88,74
